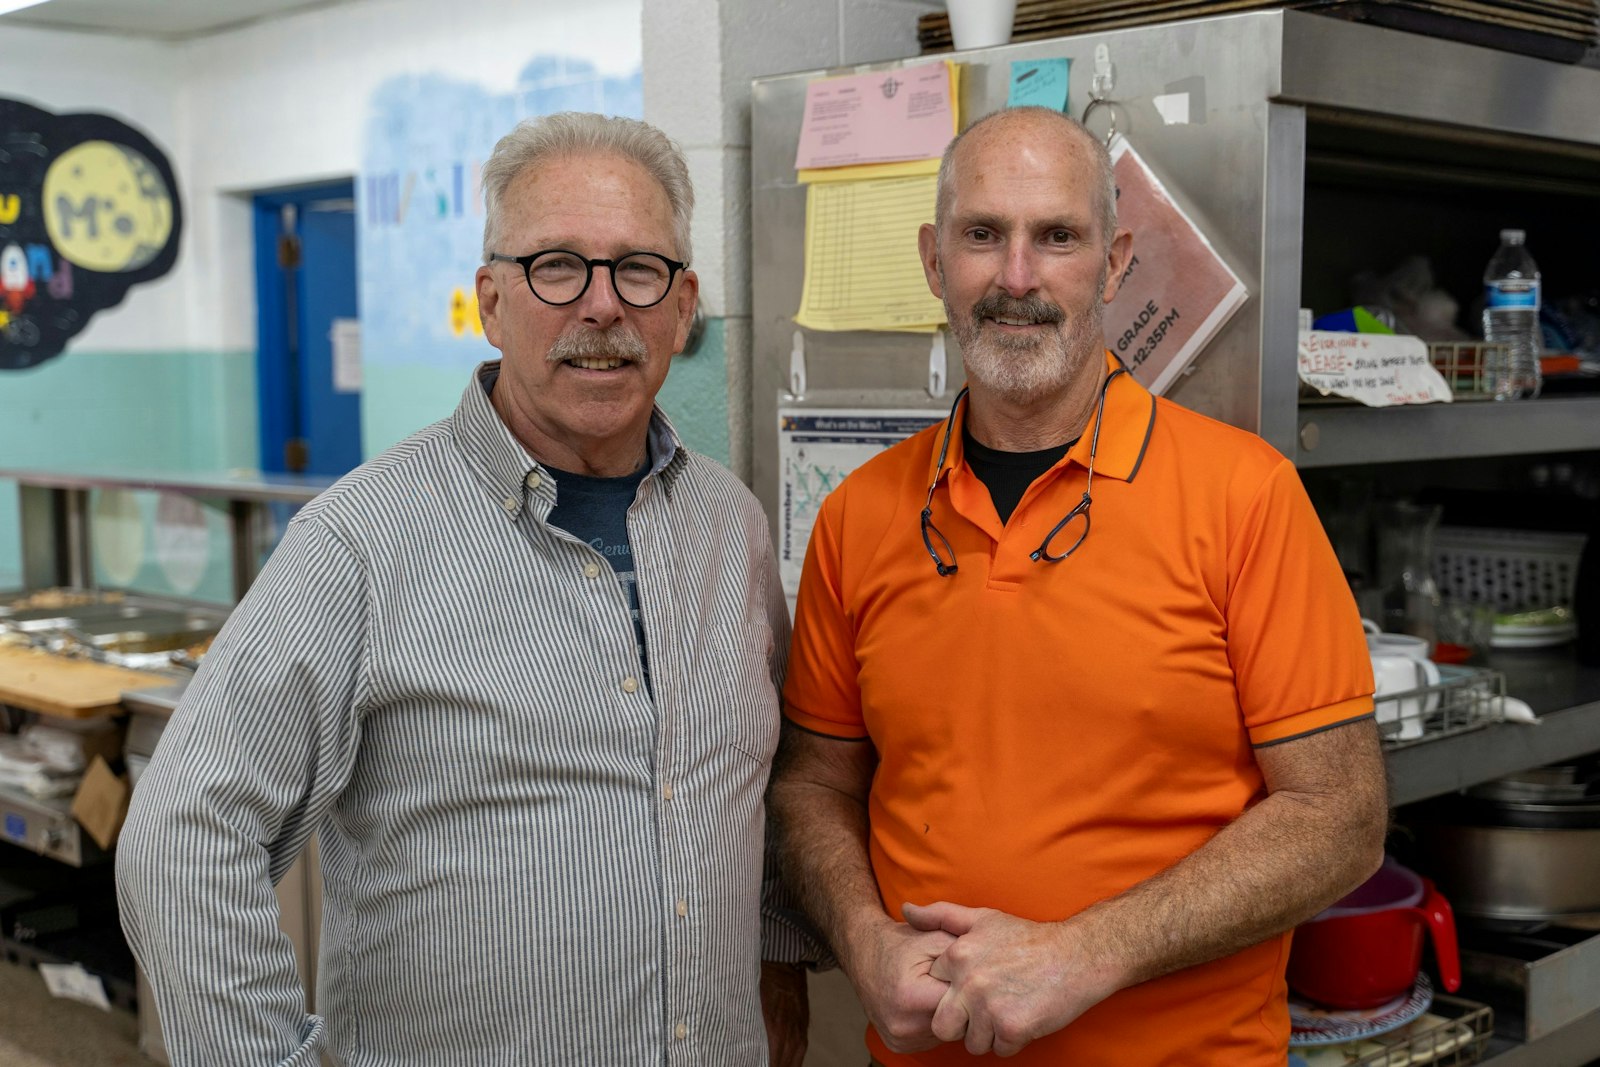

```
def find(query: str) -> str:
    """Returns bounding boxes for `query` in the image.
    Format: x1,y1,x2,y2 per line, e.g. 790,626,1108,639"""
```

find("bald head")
935,107,1116,248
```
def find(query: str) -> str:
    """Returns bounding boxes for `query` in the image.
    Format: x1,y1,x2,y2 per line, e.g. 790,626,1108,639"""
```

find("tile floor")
0,958,154,1066
0,958,867,1067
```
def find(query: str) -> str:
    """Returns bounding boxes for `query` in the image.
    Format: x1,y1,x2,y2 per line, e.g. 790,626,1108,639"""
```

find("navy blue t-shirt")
546,462,651,692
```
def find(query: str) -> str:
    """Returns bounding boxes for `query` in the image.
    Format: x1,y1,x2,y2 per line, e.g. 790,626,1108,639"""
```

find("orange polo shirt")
784,353,1374,1067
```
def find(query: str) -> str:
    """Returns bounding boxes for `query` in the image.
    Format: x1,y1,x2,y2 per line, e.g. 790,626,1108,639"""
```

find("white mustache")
547,328,649,366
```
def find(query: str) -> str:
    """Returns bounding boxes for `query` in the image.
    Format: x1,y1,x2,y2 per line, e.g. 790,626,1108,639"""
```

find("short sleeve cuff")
1248,695,1374,748
783,703,870,741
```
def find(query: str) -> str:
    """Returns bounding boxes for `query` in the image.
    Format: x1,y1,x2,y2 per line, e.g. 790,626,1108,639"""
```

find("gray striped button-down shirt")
117,364,809,1066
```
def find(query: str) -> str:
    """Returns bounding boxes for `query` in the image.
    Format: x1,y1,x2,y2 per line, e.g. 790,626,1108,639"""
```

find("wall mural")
0,98,182,370
359,56,642,370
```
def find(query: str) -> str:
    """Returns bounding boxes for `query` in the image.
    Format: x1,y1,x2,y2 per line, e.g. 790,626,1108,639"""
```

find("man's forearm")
770,769,887,968
118,795,322,1065
1068,735,1387,990
771,726,960,1053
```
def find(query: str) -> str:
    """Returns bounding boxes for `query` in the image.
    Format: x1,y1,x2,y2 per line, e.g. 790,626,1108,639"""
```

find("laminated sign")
1102,137,1247,395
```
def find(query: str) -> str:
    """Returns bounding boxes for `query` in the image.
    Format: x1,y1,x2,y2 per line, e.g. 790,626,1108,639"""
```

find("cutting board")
0,646,173,719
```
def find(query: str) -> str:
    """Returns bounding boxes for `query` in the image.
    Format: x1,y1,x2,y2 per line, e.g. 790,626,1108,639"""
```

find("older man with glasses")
771,106,1387,1067
117,112,816,1067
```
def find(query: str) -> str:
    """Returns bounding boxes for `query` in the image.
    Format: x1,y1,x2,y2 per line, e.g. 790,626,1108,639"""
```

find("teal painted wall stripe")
1,325,736,594
0,348,258,592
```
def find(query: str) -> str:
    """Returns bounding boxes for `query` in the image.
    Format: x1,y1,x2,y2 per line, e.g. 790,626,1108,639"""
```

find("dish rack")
1380,665,1505,750
1310,995,1493,1067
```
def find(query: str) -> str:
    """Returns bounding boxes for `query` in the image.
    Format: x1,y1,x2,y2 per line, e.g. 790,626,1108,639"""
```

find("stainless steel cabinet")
751,12,1600,1062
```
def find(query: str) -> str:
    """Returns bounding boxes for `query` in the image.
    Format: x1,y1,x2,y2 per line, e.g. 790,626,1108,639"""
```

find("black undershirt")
963,428,1077,525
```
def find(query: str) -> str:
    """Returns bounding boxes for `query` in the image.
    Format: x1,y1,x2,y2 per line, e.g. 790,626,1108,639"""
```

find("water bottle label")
1485,280,1541,309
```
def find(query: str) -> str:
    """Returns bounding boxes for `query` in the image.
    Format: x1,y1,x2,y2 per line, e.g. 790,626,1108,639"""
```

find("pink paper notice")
1102,138,1247,396
794,62,956,170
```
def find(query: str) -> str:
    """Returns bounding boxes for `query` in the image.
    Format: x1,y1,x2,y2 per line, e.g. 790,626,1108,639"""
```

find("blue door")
254,182,362,477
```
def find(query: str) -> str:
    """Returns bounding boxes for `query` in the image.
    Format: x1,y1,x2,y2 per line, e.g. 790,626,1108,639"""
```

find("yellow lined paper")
793,175,947,333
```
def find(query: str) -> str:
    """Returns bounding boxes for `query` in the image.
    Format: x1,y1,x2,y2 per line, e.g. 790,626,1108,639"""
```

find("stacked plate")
1491,606,1578,648
1289,973,1435,1047
916,0,1599,62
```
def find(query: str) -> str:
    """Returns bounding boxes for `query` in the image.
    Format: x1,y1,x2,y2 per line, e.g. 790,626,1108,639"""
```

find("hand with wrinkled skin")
904,901,1119,1058
845,914,960,1053
760,960,810,1067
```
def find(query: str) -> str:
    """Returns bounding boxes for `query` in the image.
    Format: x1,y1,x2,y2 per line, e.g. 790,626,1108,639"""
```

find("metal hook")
1081,97,1118,147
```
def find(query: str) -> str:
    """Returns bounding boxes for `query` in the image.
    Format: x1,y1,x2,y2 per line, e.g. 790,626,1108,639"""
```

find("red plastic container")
1287,857,1461,1009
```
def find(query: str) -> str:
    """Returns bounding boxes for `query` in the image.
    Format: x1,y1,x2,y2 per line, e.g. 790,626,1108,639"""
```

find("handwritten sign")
1007,58,1069,111
1298,331,1453,407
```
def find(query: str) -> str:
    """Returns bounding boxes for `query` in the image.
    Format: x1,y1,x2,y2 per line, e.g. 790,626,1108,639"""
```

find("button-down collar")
451,360,687,521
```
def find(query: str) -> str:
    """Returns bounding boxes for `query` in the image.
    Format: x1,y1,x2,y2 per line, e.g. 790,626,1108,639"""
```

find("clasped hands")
853,902,1113,1059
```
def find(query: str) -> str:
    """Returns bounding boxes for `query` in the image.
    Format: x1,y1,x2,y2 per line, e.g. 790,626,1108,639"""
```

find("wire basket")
1428,340,1510,400
1296,995,1493,1067
1380,665,1505,749
1433,527,1585,612
1297,340,1509,404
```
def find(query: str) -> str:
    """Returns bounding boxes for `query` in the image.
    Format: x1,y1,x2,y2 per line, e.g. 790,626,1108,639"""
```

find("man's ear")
672,269,700,354
1100,228,1134,304
476,265,505,349
918,223,943,300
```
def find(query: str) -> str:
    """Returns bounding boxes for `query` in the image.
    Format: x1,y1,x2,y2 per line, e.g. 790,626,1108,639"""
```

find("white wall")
179,0,642,351
0,0,640,355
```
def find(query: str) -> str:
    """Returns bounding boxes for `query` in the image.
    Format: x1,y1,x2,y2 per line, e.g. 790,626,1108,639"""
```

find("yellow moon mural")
43,140,175,272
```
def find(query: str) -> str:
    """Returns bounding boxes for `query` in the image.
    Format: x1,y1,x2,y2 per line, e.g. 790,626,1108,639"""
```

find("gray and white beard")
943,266,1108,405
546,325,650,366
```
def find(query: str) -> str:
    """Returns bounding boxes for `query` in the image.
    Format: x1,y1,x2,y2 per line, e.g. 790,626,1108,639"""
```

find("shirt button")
662,782,674,800
525,471,542,489
501,497,517,512
674,1022,687,1040
583,561,601,579
621,677,638,694
675,899,688,917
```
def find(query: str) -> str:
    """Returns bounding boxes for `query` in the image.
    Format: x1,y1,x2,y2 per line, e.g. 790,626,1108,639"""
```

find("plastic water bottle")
1481,229,1542,400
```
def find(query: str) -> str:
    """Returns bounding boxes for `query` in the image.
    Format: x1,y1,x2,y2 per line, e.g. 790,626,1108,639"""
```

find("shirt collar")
927,350,1157,486
450,360,686,520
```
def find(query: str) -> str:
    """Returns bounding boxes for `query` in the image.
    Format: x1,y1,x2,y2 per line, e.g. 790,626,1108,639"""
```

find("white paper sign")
778,408,943,595
1298,331,1452,407
39,962,112,1011
331,318,363,393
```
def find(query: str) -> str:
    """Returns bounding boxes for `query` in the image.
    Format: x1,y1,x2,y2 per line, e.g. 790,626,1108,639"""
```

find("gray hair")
480,112,693,264
934,107,1116,247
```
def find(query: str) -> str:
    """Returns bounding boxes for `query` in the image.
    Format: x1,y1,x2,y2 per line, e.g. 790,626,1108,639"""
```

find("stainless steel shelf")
1296,396,1600,469
0,466,335,505
1,466,336,599
1387,650,1600,807
1480,1007,1600,1067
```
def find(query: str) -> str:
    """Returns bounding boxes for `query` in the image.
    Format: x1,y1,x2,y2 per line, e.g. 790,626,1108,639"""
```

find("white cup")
1363,617,1433,661
1371,652,1440,741
1368,630,1431,661
946,0,1017,50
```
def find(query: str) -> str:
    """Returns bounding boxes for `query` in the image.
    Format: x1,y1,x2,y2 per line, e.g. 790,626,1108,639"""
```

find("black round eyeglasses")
488,248,686,309
920,367,1128,578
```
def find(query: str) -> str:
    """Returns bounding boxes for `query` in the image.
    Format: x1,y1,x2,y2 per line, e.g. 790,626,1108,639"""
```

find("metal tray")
1458,922,1600,1042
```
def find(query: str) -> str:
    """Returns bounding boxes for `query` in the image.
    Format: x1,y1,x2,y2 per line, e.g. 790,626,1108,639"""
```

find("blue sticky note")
1007,58,1070,111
